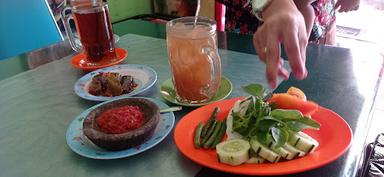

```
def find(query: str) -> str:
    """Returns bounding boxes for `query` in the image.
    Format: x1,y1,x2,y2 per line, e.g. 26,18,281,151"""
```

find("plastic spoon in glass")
193,0,201,28
160,106,182,113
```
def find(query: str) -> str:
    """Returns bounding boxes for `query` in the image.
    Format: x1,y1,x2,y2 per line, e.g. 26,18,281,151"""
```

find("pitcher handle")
202,45,221,94
61,7,82,52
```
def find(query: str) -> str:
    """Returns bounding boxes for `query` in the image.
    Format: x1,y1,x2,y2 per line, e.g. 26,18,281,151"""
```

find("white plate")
66,97,175,159
74,64,157,101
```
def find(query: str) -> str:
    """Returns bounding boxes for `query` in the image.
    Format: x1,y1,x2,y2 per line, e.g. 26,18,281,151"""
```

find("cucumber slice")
289,132,319,153
283,143,306,157
226,100,243,140
216,139,250,166
226,97,253,140
238,96,252,116
250,138,281,163
267,142,297,160
245,156,265,164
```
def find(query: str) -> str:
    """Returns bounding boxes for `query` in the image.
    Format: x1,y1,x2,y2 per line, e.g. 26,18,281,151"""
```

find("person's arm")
293,0,316,39
335,0,360,12
253,0,308,88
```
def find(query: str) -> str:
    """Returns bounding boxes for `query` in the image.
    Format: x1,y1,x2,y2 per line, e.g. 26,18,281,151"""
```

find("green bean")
194,122,204,148
201,107,219,138
211,120,227,148
203,121,223,149
201,120,218,144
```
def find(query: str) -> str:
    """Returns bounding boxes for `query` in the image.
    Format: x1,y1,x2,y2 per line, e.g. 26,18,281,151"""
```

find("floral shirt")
311,0,336,41
216,0,336,43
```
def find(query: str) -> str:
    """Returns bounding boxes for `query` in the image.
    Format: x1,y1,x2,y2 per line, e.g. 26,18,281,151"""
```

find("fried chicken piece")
88,72,137,97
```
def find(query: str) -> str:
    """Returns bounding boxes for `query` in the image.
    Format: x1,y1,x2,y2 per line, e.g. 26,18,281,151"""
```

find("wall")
108,0,152,23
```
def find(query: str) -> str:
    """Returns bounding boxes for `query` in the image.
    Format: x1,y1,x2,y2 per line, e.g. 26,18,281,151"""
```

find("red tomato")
267,93,318,116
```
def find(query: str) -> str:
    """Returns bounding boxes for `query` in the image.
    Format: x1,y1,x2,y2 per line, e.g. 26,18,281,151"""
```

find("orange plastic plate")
71,48,128,71
174,97,353,176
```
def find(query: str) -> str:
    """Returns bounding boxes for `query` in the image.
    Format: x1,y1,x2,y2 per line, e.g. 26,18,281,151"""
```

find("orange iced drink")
166,17,221,104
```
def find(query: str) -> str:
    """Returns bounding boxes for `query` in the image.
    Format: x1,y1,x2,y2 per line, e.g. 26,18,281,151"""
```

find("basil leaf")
271,127,289,148
243,84,265,98
234,83,321,147
255,130,272,145
245,97,256,116
258,118,278,132
286,121,308,132
232,112,250,135
260,116,284,124
286,117,320,132
299,116,320,129
271,109,303,120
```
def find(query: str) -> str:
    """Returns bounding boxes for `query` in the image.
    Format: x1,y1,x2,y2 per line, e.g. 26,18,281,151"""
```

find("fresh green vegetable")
271,145,296,160
242,84,265,98
270,127,290,148
203,121,223,149
288,131,319,153
201,107,219,137
216,139,250,166
245,156,265,164
213,83,322,165
271,109,320,131
194,122,204,148
242,83,274,101
250,138,281,163
193,107,225,150
270,109,303,120
265,138,297,160
285,116,321,132
283,143,306,157
229,84,321,149
202,121,218,144
211,120,227,148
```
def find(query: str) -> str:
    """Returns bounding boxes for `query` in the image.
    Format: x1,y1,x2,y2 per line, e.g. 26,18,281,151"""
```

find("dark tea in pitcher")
73,4,116,62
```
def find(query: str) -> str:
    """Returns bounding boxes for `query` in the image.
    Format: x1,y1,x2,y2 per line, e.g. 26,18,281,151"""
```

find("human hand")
253,0,308,88
335,0,360,12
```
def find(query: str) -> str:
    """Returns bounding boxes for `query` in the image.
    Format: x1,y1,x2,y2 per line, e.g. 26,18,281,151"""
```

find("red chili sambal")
96,106,145,134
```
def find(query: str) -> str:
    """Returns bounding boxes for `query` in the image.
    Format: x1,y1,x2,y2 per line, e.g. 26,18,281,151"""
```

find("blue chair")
0,0,63,60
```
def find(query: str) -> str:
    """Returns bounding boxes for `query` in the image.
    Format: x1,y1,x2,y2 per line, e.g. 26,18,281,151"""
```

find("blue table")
0,20,383,177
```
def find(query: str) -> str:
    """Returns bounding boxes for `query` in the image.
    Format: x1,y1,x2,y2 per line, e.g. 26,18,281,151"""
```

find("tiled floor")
335,0,384,143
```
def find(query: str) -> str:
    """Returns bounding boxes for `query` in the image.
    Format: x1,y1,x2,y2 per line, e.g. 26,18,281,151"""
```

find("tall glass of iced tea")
61,1,116,65
166,17,221,104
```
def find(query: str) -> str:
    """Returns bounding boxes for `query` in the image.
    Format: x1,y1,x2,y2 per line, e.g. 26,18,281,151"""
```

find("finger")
337,4,345,12
253,29,267,62
343,6,353,12
265,34,280,88
278,68,289,80
282,27,306,80
255,40,266,63
277,59,289,80
298,23,308,78
335,1,341,10
339,6,347,12
278,69,289,79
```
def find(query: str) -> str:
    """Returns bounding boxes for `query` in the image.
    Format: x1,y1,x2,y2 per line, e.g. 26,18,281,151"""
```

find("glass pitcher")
61,0,116,64
166,16,222,104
